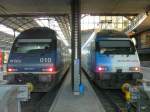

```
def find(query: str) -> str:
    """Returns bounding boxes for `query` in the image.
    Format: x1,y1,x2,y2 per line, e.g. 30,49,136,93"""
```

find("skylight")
34,17,69,46
0,24,20,36
81,15,130,31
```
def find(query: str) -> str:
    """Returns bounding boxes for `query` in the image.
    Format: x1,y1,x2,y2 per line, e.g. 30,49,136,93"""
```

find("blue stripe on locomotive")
95,37,112,72
95,52,112,72
8,50,58,72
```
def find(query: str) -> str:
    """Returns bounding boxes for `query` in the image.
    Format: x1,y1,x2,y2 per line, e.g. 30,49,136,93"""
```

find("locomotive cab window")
13,39,55,53
96,40,135,54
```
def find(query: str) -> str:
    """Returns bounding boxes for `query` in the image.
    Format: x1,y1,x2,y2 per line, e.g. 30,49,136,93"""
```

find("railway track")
82,68,142,112
97,88,137,112
95,81,150,112
92,82,137,112
21,68,69,112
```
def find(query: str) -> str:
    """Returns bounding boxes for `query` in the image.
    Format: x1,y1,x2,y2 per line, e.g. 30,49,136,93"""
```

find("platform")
49,70,106,112
0,72,3,80
142,67,150,80
142,67,150,98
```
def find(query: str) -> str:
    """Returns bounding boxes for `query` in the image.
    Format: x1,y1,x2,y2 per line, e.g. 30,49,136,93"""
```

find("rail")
82,68,150,112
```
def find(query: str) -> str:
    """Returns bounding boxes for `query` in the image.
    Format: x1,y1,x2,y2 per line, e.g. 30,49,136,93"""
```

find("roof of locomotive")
96,30,128,39
17,27,57,39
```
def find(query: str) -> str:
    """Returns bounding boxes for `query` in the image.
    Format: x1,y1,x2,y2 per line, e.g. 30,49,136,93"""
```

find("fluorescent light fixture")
0,24,20,36
81,31,96,50
34,17,69,46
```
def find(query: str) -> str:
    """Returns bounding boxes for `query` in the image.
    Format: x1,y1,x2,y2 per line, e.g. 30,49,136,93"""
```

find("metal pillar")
137,34,141,49
14,30,16,38
71,0,81,95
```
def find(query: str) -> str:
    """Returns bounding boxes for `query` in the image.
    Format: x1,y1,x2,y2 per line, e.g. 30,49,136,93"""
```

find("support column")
137,34,141,49
14,30,16,38
71,0,81,95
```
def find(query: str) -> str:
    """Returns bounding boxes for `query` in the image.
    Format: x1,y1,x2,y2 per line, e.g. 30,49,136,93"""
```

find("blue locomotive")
82,30,143,89
4,27,70,92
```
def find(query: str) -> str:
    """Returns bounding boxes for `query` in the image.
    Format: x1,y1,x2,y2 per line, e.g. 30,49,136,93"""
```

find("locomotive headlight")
42,66,56,73
96,66,108,73
7,67,17,72
8,68,13,72
48,67,54,72
129,67,140,72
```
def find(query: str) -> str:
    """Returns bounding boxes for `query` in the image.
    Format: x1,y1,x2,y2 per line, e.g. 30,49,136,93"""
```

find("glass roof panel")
34,17,69,46
81,14,130,31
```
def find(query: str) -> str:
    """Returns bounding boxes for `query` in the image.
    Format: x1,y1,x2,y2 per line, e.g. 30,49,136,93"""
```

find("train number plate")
40,58,51,63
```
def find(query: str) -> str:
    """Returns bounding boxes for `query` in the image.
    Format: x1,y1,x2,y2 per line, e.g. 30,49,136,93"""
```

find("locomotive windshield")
13,39,55,53
96,40,135,54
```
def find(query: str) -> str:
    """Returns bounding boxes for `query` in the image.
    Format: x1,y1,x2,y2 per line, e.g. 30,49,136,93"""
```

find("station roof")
0,0,150,15
135,15,150,33
0,0,150,49
0,16,70,49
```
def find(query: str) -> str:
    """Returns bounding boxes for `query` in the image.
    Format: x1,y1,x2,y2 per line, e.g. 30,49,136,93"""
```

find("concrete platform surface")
142,67,150,80
142,67,150,98
49,71,105,112
0,72,3,80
